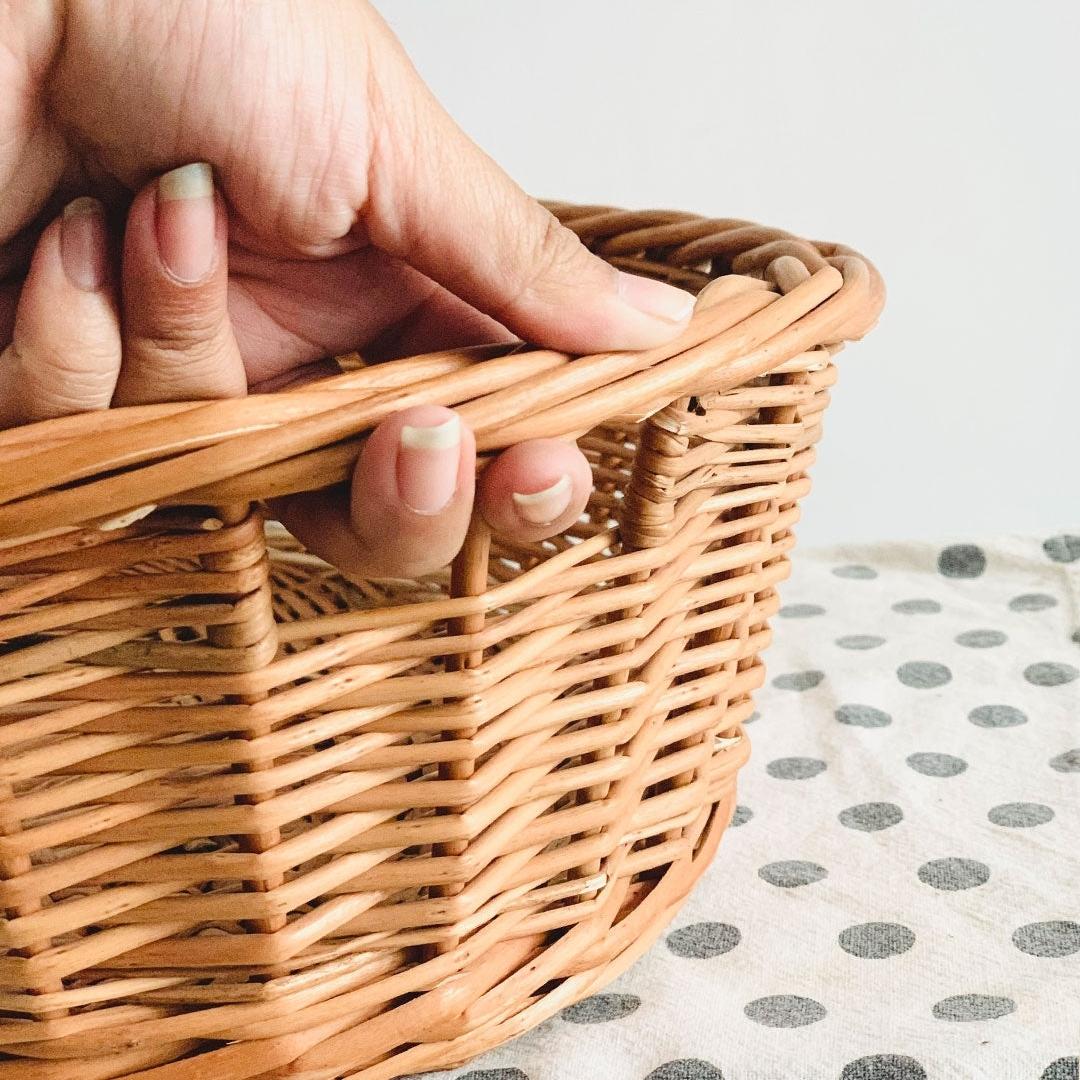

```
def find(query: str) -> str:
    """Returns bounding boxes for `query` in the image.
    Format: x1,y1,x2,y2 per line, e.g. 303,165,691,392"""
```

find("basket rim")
0,206,884,540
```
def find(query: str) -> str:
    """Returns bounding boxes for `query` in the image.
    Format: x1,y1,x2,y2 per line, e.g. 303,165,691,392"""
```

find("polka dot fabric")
406,535,1080,1080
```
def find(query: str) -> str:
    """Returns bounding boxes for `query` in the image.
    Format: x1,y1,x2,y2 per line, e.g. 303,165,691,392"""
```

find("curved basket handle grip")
0,211,883,540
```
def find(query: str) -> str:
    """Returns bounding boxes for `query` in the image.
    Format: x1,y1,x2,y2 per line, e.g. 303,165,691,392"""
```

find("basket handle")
0,215,882,540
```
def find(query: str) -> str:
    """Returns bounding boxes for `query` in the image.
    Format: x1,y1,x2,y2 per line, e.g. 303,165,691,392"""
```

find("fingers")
364,19,695,355
114,163,246,405
0,162,245,425
0,198,121,427
229,247,514,386
276,404,476,579
278,425,594,577
478,439,593,542
361,283,514,364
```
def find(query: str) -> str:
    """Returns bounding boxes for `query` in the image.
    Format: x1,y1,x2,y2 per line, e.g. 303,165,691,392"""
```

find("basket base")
377,787,738,1080
228,786,739,1080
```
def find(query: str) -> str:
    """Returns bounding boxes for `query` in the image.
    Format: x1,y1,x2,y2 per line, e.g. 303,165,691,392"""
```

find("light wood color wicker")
0,205,882,1079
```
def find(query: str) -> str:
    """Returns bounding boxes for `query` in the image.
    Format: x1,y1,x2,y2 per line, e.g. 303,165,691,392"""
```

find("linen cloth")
412,532,1080,1080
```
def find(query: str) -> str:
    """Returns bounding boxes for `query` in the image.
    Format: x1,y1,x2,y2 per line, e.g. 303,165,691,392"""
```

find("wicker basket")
0,205,882,1080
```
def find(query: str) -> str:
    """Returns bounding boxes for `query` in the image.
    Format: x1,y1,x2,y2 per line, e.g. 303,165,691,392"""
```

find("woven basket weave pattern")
0,207,882,1080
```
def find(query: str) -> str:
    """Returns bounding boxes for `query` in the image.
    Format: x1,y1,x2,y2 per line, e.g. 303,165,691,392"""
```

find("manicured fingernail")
397,415,461,515
156,162,215,283
617,270,695,323
60,197,108,291
512,474,573,526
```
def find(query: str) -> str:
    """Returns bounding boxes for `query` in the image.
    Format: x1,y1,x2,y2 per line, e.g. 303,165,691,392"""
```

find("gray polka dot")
956,628,1007,648
743,994,826,1028
841,1054,927,1080
772,670,825,691
932,994,1016,1021
907,752,967,777
779,603,825,618
1013,921,1080,957
833,564,878,579
938,544,986,578
968,704,1027,728
988,802,1055,827
766,756,827,780
1025,662,1078,686
839,802,903,831
645,1061,724,1080
836,634,886,650
458,1071,529,1080
892,598,941,614
1050,749,1080,772
1072,628,1080,645
667,922,741,959
744,710,760,724
729,805,753,827
1041,1057,1079,1080
839,922,915,958
1010,592,1058,612
897,661,951,689
561,993,640,1024
836,703,892,729
1044,535,1080,563
917,857,990,891
758,861,828,888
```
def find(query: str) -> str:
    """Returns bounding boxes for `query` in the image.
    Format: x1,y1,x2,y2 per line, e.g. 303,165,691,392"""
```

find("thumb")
363,19,695,354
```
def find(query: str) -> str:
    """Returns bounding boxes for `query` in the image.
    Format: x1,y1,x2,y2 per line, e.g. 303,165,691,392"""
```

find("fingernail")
156,162,215,283
512,474,573,526
397,415,461,515
617,270,695,323
60,197,108,291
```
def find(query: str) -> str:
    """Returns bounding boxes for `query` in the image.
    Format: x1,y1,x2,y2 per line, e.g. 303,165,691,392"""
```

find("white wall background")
379,0,1079,546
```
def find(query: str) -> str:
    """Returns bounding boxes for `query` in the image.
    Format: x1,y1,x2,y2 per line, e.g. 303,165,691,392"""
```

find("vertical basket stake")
429,512,490,956
201,503,287,943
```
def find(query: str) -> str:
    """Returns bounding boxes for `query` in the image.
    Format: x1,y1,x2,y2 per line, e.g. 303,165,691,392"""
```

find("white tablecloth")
413,532,1080,1080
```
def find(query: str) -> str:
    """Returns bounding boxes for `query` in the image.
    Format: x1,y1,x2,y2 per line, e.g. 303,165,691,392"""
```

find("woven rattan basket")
0,205,882,1080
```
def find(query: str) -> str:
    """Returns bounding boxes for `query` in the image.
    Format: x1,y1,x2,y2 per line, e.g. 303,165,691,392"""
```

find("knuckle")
124,325,244,398
347,517,460,579
5,341,117,420
328,540,451,581
130,330,213,366
496,209,593,320
526,211,584,284
129,298,226,352
354,535,458,579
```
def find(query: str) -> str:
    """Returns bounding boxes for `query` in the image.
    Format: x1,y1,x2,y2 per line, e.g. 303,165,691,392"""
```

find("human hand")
0,1,694,573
